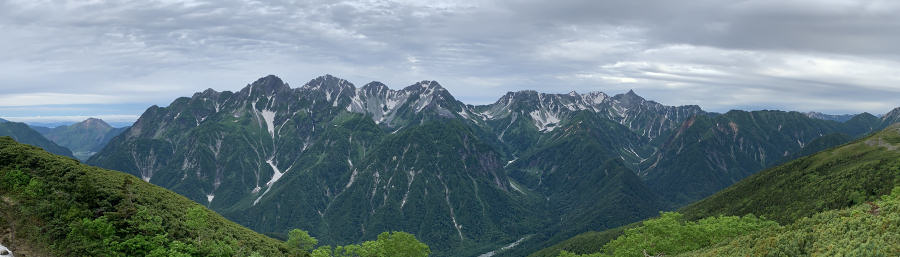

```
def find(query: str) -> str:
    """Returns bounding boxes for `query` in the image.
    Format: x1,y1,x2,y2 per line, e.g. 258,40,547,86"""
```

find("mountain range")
84,74,900,256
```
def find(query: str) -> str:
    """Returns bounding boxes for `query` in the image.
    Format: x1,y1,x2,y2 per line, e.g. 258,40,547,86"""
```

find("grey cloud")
510,0,900,55
1,0,899,123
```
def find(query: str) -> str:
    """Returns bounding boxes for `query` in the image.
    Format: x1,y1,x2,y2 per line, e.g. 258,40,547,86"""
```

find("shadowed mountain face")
34,118,129,160
88,74,894,256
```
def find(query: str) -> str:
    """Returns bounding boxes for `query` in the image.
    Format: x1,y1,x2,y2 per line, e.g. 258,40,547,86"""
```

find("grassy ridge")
0,136,304,256
555,187,900,257
684,188,900,256
0,121,74,158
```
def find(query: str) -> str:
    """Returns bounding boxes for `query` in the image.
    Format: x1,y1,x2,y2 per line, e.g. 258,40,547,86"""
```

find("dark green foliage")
556,212,777,257
311,231,430,257
0,136,305,256
840,112,882,136
556,188,900,257
288,229,319,252
505,111,663,254
685,186,900,256
0,121,74,157
317,119,530,256
527,224,633,257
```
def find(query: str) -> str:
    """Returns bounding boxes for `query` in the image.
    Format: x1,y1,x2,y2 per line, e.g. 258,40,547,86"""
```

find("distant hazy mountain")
0,121,74,158
88,74,897,256
35,118,128,160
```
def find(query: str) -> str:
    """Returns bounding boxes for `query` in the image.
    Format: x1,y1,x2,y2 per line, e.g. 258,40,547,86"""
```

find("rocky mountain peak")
246,75,289,96
882,107,900,120
403,80,446,93
360,81,389,93
302,74,355,91
76,118,112,130
881,107,900,126
612,89,645,106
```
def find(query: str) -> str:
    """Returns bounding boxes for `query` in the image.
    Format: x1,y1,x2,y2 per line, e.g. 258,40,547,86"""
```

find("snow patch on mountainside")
254,158,287,206
530,110,561,132
477,236,530,257
261,110,275,138
264,159,284,187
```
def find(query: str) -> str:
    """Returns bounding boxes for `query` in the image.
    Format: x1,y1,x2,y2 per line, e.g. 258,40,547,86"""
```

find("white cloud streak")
3,115,140,124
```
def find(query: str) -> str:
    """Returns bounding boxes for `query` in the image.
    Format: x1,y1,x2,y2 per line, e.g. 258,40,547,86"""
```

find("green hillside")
778,132,853,163
0,136,304,256
555,187,900,257
684,190,900,256
532,123,900,257
681,123,900,223
0,121,74,158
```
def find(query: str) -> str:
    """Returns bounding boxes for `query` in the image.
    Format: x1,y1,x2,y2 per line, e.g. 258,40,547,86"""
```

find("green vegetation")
527,225,631,257
686,186,900,256
309,231,430,257
287,229,319,252
0,135,434,256
558,186,900,257
505,111,662,249
779,132,852,162
0,136,304,256
556,212,776,257
0,121,74,157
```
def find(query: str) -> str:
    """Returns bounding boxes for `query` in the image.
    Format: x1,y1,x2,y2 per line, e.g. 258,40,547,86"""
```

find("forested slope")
0,136,305,257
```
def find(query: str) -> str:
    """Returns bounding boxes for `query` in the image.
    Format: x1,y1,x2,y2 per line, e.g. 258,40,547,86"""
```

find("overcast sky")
2,0,900,126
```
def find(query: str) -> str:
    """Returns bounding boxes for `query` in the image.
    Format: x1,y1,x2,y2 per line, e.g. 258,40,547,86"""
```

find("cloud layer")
2,0,900,124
